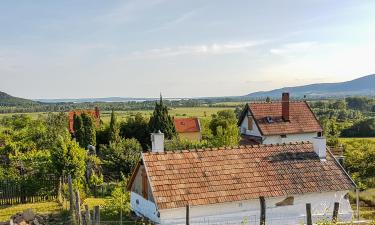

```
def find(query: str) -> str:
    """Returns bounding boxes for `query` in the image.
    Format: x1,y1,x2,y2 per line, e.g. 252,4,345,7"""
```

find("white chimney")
151,131,164,153
312,137,326,160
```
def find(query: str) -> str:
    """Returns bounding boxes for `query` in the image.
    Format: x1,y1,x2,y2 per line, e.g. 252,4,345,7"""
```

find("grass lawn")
0,201,63,222
349,188,375,221
339,137,375,143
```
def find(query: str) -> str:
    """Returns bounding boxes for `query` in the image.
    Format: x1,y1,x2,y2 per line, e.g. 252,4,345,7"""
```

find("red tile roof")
68,109,100,133
174,118,201,133
242,101,322,136
135,142,354,209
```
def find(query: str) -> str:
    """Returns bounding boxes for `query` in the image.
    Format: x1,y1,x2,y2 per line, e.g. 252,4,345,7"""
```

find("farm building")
127,133,356,225
173,118,202,141
238,93,323,145
68,107,100,133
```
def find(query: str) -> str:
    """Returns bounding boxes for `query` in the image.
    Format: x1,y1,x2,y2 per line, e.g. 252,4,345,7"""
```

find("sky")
1,0,375,99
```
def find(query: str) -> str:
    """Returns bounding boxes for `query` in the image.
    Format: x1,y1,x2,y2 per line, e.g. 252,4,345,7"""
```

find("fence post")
94,205,100,225
356,188,360,220
332,202,339,223
186,204,190,225
91,209,96,225
259,196,266,225
68,175,74,213
75,190,82,225
306,203,312,225
84,205,90,225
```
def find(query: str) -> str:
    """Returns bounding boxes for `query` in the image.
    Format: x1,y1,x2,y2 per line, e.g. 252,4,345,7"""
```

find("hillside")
245,74,375,98
0,91,40,106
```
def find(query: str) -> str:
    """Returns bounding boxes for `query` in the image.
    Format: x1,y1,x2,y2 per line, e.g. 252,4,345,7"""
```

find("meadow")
0,106,237,124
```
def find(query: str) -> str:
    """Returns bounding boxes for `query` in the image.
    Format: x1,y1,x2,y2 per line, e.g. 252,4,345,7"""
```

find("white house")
238,93,323,145
127,133,356,225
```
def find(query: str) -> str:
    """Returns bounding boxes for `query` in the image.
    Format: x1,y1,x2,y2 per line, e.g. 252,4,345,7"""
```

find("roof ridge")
143,141,313,155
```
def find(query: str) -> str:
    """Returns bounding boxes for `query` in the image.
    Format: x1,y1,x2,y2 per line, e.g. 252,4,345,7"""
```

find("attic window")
266,116,274,123
247,115,253,131
180,122,185,125
275,196,294,206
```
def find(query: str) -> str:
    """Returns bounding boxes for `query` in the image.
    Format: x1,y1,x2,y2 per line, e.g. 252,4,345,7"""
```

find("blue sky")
1,0,375,99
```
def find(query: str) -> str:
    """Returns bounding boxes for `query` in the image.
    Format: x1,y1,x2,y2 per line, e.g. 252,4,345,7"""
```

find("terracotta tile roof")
174,118,201,133
140,143,354,209
245,101,322,135
68,108,100,133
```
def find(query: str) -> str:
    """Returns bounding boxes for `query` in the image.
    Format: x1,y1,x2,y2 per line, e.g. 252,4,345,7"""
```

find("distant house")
238,93,323,145
68,107,100,133
173,118,202,141
127,133,356,225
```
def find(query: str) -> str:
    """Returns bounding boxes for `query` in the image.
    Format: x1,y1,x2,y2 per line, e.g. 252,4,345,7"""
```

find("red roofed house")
173,118,202,141
238,93,323,145
68,107,100,133
127,133,356,224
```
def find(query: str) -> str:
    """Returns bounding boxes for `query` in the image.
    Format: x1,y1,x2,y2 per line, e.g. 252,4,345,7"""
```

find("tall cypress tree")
148,95,176,139
81,113,96,148
109,110,120,143
73,113,85,148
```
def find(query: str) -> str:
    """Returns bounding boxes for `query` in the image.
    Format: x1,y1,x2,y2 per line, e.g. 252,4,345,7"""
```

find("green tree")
73,114,85,148
341,118,375,137
209,110,238,136
148,95,176,139
101,138,142,178
51,136,86,180
344,139,375,188
120,113,150,149
81,113,96,148
109,110,120,143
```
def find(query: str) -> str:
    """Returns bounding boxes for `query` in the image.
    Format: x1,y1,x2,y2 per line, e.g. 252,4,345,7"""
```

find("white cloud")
127,41,267,59
270,42,319,55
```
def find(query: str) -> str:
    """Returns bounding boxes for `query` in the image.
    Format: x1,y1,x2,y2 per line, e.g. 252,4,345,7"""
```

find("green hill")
0,91,40,106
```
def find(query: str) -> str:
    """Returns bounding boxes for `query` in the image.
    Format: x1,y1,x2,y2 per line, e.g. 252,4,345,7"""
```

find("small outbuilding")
173,118,202,141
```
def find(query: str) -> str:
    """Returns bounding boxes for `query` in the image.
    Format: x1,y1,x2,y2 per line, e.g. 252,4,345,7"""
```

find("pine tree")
73,113,85,148
109,110,120,143
81,113,96,148
148,95,176,139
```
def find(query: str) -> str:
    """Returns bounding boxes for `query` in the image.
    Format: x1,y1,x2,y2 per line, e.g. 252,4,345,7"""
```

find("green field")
339,137,375,144
0,107,237,124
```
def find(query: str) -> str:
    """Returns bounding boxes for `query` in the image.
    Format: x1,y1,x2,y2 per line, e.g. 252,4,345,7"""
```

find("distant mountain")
0,91,40,106
245,74,375,98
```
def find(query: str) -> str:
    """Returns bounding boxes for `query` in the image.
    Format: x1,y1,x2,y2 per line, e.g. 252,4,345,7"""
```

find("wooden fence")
0,177,59,205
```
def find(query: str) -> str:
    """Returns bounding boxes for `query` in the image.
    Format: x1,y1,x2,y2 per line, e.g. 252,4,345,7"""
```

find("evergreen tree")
73,114,85,148
148,95,176,139
109,110,120,143
81,113,96,148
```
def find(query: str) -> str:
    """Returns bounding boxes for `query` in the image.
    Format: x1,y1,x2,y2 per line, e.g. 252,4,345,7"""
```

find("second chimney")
151,131,164,153
282,92,290,121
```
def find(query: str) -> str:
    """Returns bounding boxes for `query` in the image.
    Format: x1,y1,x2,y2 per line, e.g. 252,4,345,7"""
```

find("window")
281,134,287,138
317,132,322,137
266,116,274,123
247,116,253,130
141,168,148,200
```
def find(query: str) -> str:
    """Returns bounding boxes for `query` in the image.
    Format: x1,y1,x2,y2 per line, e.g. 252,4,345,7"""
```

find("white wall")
153,191,352,225
240,113,262,137
263,132,318,145
130,192,160,223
